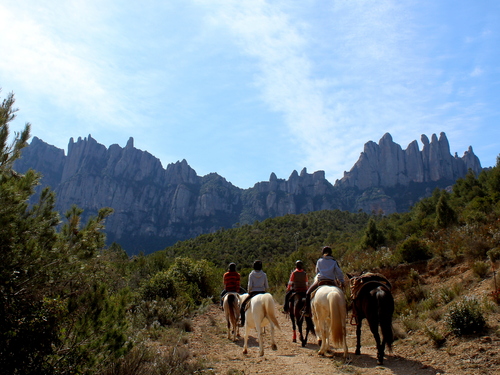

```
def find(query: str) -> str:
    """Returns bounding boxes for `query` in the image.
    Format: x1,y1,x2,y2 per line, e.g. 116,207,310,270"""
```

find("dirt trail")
187,304,439,375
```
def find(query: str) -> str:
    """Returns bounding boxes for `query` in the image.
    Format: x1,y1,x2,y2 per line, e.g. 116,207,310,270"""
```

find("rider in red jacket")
283,260,308,313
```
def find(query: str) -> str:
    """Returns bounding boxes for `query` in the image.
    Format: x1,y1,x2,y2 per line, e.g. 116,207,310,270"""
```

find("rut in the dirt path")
187,304,439,375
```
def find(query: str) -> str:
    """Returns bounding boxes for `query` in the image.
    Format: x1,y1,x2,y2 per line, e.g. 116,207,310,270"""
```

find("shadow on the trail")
347,353,445,375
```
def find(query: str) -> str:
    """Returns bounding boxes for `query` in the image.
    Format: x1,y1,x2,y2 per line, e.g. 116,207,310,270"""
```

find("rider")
239,260,269,327
220,262,243,307
283,260,308,313
302,246,345,317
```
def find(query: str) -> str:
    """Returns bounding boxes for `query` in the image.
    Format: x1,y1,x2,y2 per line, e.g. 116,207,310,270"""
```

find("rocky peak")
336,132,482,190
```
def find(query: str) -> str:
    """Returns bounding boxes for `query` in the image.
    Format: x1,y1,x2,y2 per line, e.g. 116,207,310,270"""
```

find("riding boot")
239,303,246,327
239,312,245,327
283,291,290,313
302,294,311,317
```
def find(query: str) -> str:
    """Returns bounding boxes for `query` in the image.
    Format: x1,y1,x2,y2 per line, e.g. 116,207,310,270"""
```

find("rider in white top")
240,260,268,326
303,246,345,317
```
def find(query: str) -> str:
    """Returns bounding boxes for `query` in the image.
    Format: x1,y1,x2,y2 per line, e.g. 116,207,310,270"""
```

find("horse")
350,274,394,365
311,285,348,359
241,293,281,356
222,292,240,341
287,292,314,347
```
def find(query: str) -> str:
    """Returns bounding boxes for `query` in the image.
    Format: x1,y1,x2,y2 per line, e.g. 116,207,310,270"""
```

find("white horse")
241,293,281,356
222,292,240,341
311,285,348,359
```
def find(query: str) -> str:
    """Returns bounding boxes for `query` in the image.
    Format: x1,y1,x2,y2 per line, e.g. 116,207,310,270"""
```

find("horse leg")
235,309,240,339
290,308,297,342
355,318,362,355
368,319,383,365
317,321,328,356
242,312,249,354
256,320,264,357
297,316,303,346
270,320,278,351
227,316,231,340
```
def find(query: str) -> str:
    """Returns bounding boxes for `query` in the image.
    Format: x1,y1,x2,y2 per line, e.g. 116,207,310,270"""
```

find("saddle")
350,272,392,301
349,273,391,326
310,280,341,300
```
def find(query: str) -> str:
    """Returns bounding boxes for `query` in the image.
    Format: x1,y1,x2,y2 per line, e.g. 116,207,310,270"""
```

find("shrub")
400,310,420,333
397,236,432,263
445,297,487,336
423,325,446,347
471,261,490,279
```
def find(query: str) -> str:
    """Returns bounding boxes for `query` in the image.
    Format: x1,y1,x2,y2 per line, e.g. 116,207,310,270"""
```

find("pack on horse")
223,292,240,341
241,293,281,357
311,283,348,359
349,272,394,365
286,291,315,347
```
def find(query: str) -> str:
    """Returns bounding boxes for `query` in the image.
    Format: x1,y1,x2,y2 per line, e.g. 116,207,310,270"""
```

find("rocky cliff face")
14,132,482,254
336,132,481,190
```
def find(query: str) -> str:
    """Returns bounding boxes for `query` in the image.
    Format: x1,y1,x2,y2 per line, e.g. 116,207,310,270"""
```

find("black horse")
350,274,394,365
287,292,315,347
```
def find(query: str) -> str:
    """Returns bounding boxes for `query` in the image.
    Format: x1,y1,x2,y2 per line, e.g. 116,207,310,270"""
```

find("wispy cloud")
0,2,150,137
197,0,431,179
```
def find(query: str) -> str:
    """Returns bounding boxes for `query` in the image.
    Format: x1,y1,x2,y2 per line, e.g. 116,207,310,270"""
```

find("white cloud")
470,67,484,77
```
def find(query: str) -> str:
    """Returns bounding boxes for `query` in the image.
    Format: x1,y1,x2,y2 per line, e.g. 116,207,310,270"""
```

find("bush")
471,261,490,279
445,297,487,336
397,236,432,263
424,325,446,347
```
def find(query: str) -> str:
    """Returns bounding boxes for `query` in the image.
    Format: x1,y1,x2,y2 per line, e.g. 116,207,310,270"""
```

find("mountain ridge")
14,132,482,254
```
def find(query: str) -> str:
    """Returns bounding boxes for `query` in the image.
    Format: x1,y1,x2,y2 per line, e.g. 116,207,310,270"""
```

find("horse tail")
329,289,346,348
264,294,281,330
227,293,237,317
378,288,394,353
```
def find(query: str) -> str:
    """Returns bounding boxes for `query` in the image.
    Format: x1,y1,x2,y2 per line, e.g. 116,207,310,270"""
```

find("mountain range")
14,132,482,254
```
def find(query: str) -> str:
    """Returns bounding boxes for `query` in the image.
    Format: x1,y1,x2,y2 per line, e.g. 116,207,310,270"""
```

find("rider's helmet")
253,260,263,271
228,263,236,272
295,260,303,270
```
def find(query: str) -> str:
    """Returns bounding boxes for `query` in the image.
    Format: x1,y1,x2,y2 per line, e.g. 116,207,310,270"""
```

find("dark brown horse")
350,274,394,365
287,292,314,347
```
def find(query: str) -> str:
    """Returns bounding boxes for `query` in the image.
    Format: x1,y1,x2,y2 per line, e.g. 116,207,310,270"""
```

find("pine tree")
0,90,129,374
361,218,386,250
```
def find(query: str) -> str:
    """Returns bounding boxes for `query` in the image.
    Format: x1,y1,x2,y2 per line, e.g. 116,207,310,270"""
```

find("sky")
1,0,499,189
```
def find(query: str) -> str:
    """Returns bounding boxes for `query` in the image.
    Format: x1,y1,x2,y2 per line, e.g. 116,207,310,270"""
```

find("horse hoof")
271,344,278,351
301,341,307,348
243,349,247,355
259,352,264,357
355,350,361,355
292,338,296,343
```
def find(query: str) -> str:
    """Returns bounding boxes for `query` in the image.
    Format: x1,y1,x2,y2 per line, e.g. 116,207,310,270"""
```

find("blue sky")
1,0,499,189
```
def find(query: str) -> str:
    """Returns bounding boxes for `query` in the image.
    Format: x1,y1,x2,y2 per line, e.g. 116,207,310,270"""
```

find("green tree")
0,91,130,374
360,218,386,250
435,191,457,229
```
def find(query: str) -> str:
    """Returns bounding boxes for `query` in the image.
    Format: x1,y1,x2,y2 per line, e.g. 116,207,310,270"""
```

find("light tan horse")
241,293,281,356
223,292,240,341
311,285,348,359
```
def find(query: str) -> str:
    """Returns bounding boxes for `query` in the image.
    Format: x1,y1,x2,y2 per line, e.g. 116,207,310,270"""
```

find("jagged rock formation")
336,132,481,190
14,132,482,254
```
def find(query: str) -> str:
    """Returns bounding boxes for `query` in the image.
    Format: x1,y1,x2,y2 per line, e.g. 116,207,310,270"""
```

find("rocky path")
186,304,444,375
